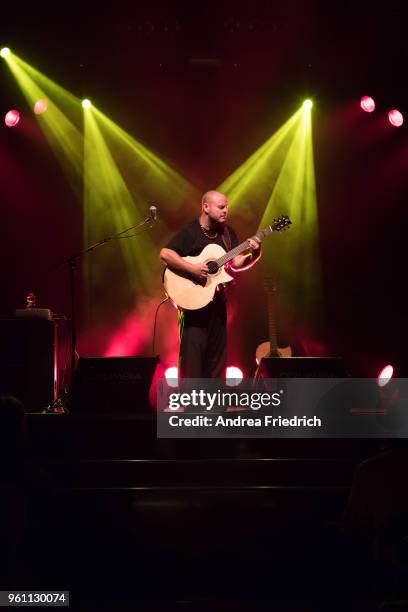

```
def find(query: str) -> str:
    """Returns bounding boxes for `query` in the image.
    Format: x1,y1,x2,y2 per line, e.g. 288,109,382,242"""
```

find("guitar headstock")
271,215,292,233
255,215,292,241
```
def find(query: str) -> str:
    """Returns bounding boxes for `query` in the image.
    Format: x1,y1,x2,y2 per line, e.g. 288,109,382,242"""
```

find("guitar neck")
267,288,278,350
216,226,273,267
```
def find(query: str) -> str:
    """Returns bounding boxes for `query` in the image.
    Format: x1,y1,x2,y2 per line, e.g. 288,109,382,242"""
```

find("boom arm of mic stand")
50,215,153,388
114,216,152,237
52,217,152,270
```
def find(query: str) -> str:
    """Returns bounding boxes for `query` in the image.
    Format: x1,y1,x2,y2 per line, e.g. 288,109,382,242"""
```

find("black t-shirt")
165,219,239,257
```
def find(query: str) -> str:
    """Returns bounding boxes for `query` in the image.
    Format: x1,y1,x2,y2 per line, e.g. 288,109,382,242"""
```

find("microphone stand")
52,215,154,386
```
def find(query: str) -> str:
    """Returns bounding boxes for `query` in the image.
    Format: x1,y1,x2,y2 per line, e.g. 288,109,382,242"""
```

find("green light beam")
218,108,303,216
3,51,83,198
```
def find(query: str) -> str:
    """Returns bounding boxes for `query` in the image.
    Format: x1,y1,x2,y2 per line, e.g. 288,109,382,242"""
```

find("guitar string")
215,218,289,266
216,227,269,267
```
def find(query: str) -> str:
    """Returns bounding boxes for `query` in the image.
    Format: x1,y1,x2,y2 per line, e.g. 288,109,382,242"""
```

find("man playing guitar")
160,190,262,379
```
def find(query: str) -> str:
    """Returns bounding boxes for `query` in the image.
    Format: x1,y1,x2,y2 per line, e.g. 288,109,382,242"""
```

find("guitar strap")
221,226,231,252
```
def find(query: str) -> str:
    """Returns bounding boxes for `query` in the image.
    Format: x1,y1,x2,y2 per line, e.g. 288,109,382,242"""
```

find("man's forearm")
232,247,262,269
160,248,193,274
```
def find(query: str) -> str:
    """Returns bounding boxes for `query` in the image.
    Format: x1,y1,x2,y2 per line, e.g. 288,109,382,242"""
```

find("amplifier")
15,308,53,320
257,357,346,378
69,356,159,414
0,318,58,411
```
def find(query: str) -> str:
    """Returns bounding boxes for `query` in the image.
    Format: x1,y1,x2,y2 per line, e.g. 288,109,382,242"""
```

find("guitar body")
163,243,233,310
255,341,292,365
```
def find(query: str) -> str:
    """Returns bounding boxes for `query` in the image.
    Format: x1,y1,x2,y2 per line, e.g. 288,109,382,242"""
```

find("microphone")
149,205,157,221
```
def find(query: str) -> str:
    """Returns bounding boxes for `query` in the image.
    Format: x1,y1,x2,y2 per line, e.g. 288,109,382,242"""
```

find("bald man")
160,191,261,379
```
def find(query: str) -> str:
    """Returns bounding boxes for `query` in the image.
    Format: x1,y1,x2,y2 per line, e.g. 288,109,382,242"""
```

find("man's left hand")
248,237,261,251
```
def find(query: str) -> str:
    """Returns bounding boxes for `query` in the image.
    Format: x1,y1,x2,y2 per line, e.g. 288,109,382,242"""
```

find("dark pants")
178,293,227,379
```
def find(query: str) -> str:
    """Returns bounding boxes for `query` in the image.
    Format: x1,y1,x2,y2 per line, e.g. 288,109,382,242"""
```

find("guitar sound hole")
207,261,219,275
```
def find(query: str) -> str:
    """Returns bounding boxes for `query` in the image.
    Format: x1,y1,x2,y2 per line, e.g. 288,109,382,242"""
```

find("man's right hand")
189,262,210,284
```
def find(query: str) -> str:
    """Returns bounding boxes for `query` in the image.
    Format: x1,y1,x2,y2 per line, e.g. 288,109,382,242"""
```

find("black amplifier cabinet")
257,357,346,378
69,356,159,414
0,318,58,412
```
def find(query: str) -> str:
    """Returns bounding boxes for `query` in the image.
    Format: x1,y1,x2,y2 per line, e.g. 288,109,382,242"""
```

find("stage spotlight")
82,99,92,109
5,109,20,127
226,366,244,386
360,96,375,113
0,47,10,58
164,366,178,387
33,98,48,115
303,99,313,110
377,364,394,388
388,109,403,127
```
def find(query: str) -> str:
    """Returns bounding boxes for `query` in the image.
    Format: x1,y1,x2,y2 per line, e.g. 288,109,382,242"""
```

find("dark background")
1,0,407,378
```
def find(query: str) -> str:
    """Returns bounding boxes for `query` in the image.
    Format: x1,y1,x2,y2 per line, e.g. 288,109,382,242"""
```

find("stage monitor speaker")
69,356,159,414
0,318,57,412
257,356,346,378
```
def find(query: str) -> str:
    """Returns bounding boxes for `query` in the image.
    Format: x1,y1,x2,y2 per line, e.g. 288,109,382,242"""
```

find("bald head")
200,190,228,225
201,190,226,205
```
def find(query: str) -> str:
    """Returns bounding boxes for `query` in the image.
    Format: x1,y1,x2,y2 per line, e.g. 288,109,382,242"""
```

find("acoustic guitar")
255,278,292,364
163,215,292,310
